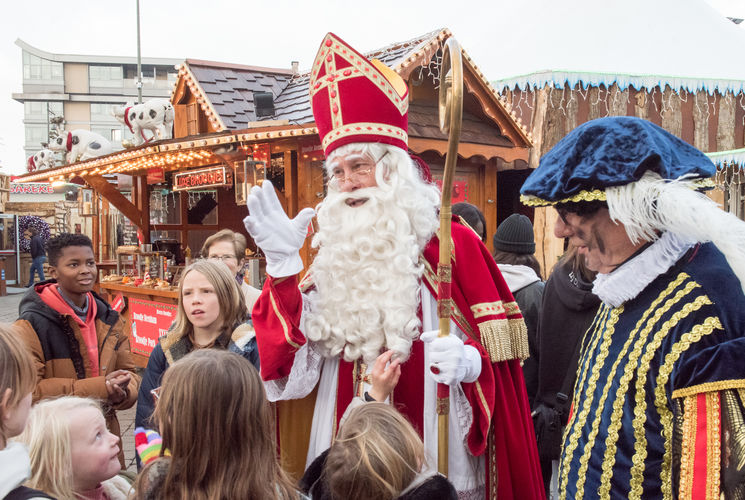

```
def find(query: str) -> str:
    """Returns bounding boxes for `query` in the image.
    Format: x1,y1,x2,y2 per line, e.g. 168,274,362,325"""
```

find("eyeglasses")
208,254,238,262
329,151,389,184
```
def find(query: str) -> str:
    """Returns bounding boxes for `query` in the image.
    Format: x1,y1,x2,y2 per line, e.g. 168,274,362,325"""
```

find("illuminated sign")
10,183,55,194
172,166,233,191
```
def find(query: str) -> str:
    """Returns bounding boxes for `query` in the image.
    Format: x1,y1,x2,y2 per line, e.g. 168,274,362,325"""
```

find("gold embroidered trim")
597,273,695,498
654,316,723,500
478,318,528,363
520,179,716,207
422,259,475,341
268,290,302,350
474,380,491,422
721,390,745,499
706,392,721,500
680,394,697,499
438,264,452,284
503,301,520,317
310,34,408,115
560,305,621,499
488,428,498,499
321,122,408,151
628,293,712,500
470,301,505,319
520,190,607,207
672,379,745,399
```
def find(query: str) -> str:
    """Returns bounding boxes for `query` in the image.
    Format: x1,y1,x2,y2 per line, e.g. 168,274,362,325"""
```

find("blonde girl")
301,402,457,500
135,259,258,432
0,324,50,500
18,396,131,499
133,349,302,500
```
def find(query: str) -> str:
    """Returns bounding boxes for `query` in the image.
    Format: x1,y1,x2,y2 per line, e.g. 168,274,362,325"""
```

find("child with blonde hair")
133,349,303,500
135,259,258,434
0,325,52,500
300,350,457,500
18,397,131,500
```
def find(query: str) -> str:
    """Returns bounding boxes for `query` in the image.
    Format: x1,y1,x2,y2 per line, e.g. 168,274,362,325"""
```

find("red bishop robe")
253,220,544,500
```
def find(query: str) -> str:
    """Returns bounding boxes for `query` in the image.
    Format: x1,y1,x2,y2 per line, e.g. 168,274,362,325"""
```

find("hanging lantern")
78,188,98,217
234,159,266,205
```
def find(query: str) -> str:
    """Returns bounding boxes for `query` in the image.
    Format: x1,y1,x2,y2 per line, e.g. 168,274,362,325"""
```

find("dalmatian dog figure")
112,98,175,146
26,148,58,173
48,130,113,164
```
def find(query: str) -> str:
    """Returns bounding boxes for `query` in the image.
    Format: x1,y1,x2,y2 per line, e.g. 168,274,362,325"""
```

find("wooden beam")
408,137,529,163
82,175,145,231
135,176,150,243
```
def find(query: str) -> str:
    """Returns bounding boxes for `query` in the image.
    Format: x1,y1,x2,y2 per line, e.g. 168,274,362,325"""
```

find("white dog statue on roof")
48,130,113,164
26,148,58,173
112,98,175,146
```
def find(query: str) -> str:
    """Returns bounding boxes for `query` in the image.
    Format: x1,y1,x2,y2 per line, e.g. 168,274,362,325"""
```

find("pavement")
0,287,138,472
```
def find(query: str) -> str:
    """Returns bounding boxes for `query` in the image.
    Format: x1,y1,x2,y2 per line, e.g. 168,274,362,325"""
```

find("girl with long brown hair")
133,349,302,500
134,260,259,444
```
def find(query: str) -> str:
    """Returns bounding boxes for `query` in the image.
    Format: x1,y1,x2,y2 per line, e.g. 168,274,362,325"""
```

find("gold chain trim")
628,293,712,499
672,379,745,399
654,316,723,500
560,305,621,499
597,273,695,498
470,301,505,319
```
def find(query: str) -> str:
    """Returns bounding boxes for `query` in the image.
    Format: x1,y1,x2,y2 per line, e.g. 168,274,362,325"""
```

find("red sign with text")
129,298,177,356
173,166,232,191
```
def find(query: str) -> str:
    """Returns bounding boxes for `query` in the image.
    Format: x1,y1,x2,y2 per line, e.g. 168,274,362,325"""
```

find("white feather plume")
605,171,745,294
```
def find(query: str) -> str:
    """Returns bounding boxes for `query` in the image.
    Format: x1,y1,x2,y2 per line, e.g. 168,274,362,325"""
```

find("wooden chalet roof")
178,28,532,147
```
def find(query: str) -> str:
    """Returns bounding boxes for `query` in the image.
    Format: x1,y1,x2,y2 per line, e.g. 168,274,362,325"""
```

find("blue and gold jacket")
559,242,745,500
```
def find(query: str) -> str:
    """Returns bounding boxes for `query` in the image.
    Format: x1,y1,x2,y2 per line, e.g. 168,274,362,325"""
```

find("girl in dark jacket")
135,260,259,435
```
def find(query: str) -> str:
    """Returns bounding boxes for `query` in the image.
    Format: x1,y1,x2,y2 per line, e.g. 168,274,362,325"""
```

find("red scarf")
39,284,100,377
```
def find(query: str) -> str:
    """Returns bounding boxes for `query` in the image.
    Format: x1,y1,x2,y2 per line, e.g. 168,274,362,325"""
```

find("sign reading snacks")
172,166,233,191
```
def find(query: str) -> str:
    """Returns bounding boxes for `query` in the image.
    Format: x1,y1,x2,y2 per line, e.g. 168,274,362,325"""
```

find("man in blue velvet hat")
521,116,745,500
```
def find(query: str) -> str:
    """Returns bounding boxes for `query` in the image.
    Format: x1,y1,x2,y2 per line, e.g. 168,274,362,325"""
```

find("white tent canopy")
491,0,745,95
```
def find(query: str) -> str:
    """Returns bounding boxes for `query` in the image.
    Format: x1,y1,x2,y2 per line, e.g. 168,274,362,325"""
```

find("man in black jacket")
25,228,46,287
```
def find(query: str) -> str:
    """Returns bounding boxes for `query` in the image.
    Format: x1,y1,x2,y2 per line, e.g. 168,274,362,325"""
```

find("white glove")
243,181,316,278
420,330,482,386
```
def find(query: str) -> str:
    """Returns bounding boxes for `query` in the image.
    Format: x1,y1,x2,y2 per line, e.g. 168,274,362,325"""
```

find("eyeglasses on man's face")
208,254,238,262
329,151,389,185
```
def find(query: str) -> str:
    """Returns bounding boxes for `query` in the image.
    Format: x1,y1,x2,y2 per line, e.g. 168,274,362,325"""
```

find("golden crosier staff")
436,37,463,477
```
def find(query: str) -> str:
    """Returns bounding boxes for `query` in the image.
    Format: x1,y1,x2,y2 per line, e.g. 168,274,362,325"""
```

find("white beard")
304,182,439,364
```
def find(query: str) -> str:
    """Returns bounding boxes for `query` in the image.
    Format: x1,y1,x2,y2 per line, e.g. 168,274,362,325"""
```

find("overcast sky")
1,0,744,176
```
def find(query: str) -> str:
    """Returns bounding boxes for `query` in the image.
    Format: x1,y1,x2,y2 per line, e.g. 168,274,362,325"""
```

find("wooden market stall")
13,28,532,367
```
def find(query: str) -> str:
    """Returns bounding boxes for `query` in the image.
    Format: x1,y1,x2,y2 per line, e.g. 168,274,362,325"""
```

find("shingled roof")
179,28,530,146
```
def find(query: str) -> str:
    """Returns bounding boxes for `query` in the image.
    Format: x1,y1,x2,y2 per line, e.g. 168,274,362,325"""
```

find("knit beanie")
493,214,535,254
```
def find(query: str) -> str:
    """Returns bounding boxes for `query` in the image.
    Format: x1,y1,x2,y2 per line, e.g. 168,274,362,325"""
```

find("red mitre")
310,33,409,157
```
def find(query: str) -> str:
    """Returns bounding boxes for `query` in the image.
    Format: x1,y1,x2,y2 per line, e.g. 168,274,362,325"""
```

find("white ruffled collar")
593,232,695,308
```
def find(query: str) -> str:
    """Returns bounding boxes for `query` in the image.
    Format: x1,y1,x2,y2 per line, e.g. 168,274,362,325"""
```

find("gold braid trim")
654,316,723,500
679,395,697,499
705,392,721,500
672,379,745,399
478,318,529,363
521,179,716,207
470,301,505,319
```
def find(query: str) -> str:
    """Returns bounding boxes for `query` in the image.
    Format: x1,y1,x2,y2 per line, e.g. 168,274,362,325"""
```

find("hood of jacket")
0,441,32,497
497,263,541,293
18,280,119,326
551,261,600,312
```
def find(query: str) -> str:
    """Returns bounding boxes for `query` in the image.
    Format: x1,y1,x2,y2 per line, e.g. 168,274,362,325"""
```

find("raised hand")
243,181,316,277
368,350,402,402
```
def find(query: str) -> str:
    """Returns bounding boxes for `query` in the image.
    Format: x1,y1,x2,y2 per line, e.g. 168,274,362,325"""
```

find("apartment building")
13,39,182,160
